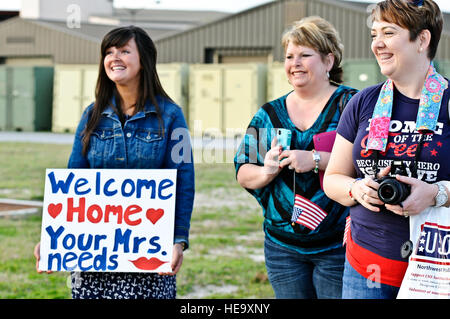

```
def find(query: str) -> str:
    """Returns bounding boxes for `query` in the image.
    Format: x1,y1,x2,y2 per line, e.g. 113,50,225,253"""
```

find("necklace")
367,63,447,152
367,63,447,177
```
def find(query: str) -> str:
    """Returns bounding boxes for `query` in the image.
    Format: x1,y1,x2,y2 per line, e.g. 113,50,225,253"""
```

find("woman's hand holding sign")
158,243,184,276
33,242,52,274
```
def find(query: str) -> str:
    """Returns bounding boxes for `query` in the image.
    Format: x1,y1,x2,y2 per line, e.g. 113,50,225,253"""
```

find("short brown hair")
371,0,443,60
281,16,344,84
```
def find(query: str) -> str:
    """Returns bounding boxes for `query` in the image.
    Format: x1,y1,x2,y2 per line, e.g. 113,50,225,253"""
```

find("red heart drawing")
48,203,62,219
146,208,164,224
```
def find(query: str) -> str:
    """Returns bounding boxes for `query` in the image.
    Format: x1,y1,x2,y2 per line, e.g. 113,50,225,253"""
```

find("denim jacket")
68,96,195,248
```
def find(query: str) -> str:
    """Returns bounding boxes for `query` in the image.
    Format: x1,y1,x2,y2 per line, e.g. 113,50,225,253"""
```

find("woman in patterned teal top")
234,16,357,299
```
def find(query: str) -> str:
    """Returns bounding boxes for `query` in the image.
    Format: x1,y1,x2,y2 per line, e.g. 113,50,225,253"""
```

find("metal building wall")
0,17,100,64
306,0,450,61
155,0,375,63
156,0,450,64
304,0,372,60
2,1,450,65
156,1,287,63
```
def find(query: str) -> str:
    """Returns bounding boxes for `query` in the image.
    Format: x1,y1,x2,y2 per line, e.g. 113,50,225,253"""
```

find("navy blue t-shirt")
337,83,450,261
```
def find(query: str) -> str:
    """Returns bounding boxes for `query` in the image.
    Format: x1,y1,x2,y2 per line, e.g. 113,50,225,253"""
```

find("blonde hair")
281,16,344,84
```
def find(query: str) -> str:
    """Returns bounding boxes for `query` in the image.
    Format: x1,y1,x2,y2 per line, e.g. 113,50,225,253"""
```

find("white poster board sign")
38,169,176,273
397,182,450,299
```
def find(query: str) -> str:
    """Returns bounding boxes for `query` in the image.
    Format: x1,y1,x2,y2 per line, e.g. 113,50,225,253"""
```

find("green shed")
0,66,54,131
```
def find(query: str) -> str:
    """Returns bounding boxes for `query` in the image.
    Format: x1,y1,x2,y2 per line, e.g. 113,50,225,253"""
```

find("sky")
1,0,450,13
0,0,274,12
343,0,450,12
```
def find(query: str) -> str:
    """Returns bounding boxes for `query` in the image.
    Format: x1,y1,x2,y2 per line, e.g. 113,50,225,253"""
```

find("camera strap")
366,63,446,153
368,63,446,180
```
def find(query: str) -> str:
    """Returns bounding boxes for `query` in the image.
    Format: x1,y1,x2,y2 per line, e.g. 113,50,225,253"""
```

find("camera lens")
377,179,410,205
379,183,398,204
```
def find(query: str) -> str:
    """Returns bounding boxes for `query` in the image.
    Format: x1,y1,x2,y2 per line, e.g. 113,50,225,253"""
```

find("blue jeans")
342,257,400,299
264,236,345,299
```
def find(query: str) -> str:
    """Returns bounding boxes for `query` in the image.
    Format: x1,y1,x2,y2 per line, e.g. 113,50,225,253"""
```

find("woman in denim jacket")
35,26,195,299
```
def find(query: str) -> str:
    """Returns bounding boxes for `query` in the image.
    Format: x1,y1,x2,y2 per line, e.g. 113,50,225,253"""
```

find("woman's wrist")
311,149,320,173
348,178,362,202
262,162,281,182
175,242,186,251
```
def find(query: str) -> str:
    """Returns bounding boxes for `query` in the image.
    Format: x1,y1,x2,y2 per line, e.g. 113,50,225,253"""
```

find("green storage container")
342,60,385,90
0,66,10,130
0,66,54,131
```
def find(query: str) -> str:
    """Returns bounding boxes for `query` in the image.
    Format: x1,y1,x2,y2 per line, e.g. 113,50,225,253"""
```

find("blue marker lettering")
113,228,131,253
121,179,135,197
104,178,117,196
48,172,74,194
74,178,90,195
45,225,65,249
158,179,174,200
147,236,161,254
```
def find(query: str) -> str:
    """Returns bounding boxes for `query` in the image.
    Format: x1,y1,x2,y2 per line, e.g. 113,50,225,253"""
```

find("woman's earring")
327,71,330,79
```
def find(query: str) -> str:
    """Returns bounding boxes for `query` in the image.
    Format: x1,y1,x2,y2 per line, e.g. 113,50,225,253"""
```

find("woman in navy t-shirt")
324,0,450,299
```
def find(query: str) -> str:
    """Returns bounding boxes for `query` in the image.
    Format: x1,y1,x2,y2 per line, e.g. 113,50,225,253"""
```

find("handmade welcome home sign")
38,169,176,273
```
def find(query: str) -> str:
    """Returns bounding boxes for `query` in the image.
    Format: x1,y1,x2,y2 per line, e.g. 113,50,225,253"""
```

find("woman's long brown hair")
81,25,172,155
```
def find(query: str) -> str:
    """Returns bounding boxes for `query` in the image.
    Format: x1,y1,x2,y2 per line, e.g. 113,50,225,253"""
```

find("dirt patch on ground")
0,202,41,217
0,203,36,212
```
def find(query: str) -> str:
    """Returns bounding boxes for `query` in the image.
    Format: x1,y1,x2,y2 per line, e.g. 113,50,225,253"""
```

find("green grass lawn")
0,142,273,299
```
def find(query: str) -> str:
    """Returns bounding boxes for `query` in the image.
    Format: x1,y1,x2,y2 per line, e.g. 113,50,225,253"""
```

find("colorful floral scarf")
366,64,448,152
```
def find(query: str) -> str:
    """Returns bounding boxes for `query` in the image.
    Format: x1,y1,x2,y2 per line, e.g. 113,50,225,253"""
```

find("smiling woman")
323,0,450,299
33,25,195,300
234,16,357,299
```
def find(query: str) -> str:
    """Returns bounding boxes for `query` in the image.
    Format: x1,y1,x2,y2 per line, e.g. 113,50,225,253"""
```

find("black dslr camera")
376,161,411,205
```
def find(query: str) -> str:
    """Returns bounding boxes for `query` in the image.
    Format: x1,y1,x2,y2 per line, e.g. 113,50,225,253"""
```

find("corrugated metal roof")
155,0,286,63
0,7,233,64
32,19,179,42
1,1,450,65
0,17,100,63
0,16,185,64
106,8,229,26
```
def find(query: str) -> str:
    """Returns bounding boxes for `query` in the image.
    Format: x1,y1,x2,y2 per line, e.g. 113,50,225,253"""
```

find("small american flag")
343,216,351,246
291,194,327,230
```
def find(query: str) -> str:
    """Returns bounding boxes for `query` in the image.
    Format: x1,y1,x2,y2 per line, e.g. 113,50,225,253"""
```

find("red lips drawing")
129,257,168,270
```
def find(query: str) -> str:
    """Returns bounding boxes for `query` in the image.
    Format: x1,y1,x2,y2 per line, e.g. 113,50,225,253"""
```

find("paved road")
0,131,242,149
0,132,74,144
